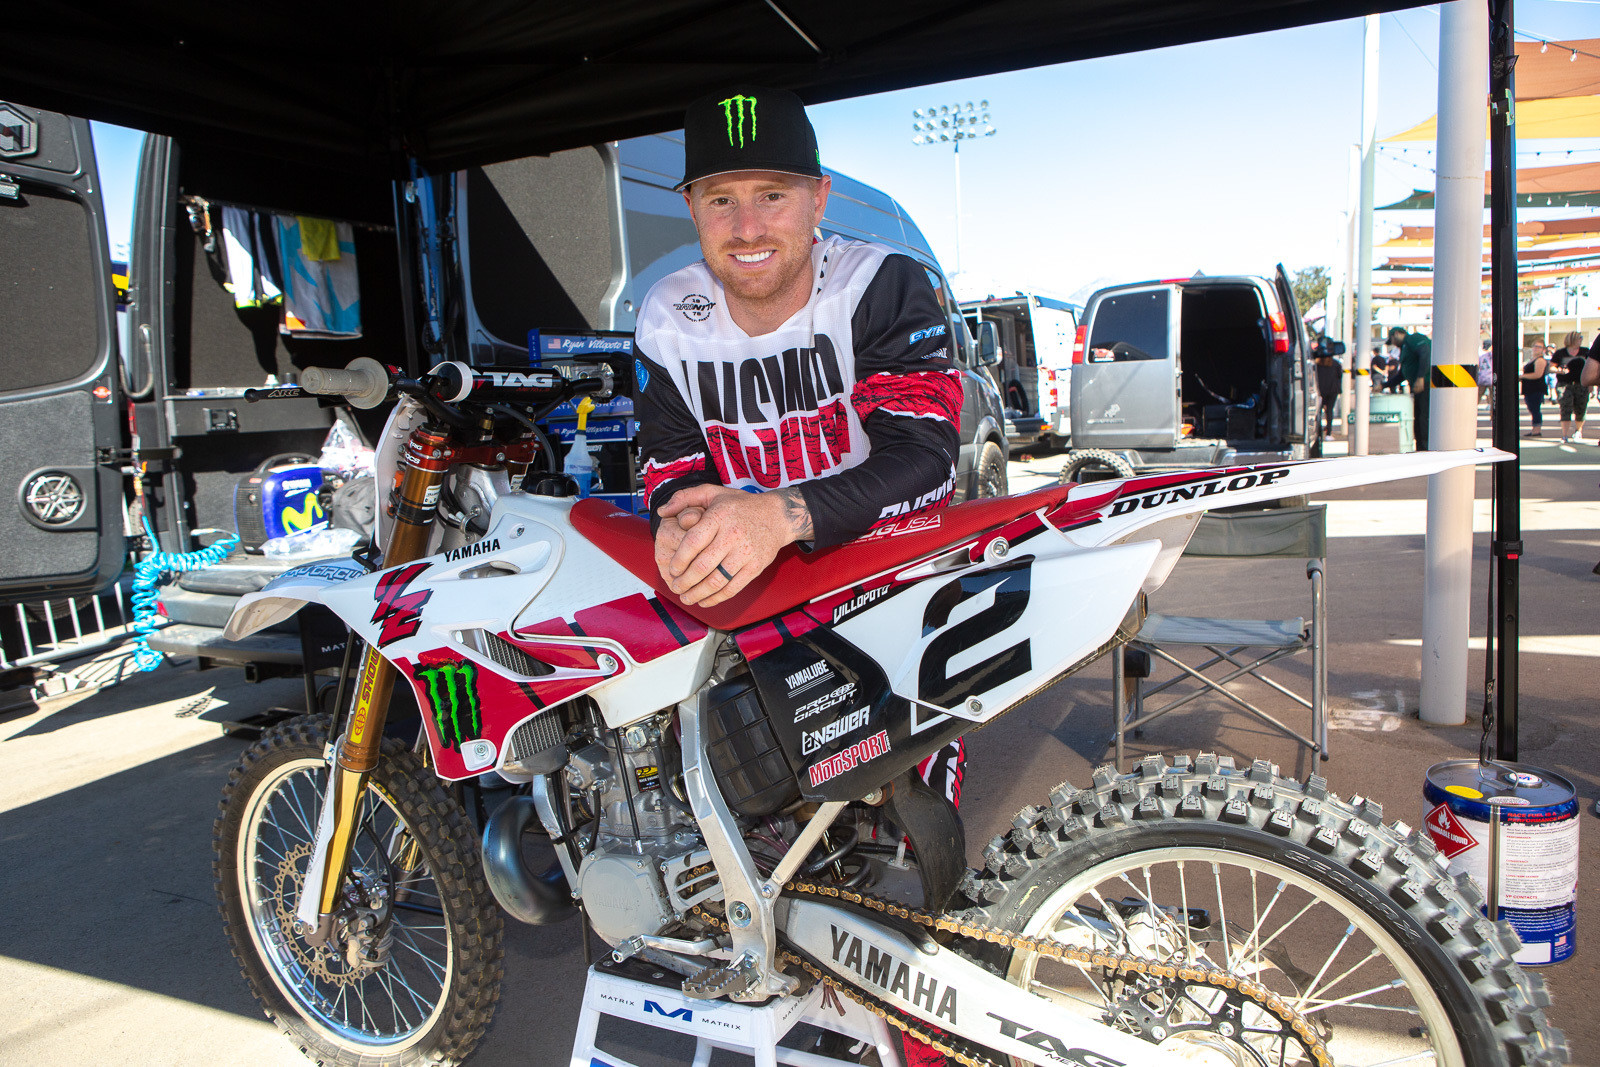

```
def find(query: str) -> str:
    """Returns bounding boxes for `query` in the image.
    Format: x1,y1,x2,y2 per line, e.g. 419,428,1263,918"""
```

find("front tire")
214,715,504,1066
956,755,1566,1067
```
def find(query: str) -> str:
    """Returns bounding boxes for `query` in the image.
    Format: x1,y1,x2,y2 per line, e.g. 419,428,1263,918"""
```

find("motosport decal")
372,562,432,645
414,659,482,752
808,729,890,787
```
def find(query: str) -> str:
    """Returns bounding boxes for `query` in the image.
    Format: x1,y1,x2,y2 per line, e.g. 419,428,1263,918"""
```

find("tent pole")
1489,0,1520,761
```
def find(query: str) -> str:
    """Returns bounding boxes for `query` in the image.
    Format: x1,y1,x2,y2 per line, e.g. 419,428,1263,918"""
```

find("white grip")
299,357,389,409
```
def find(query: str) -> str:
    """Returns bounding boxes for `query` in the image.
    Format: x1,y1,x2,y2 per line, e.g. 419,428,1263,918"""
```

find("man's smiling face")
686,170,830,329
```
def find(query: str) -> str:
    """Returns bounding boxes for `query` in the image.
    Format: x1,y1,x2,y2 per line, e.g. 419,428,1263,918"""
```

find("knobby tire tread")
213,714,505,1067
951,753,1567,1067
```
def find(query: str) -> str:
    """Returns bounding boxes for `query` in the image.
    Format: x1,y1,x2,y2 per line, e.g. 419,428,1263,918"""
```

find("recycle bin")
1349,393,1415,453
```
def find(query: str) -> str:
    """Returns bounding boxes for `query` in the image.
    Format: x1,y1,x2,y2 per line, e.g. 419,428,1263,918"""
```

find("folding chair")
1112,504,1328,770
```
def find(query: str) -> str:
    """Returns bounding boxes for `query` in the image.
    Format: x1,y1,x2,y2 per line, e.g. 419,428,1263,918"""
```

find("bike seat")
570,485,1077,632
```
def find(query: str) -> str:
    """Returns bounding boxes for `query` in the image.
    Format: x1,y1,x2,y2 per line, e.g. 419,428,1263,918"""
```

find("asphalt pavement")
3,403,1597,1066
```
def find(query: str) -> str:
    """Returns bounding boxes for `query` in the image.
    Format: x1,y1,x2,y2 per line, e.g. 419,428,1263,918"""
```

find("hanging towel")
220,206,284,309
276,215,362,338
297,216,341,261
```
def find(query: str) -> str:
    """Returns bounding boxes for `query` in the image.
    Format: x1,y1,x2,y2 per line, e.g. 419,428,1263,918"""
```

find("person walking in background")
1554,331,1591,444
1520,341,1550,437
1314,343,1343,436
1389,326,1431,450
1478,338,1495,407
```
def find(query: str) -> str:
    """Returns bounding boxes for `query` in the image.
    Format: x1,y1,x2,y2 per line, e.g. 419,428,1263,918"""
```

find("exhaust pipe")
480,789,576,925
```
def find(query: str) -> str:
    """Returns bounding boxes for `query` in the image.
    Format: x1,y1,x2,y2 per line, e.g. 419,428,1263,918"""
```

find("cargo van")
1064,268,1321,479
959,293,1080,449
0,105,1006,683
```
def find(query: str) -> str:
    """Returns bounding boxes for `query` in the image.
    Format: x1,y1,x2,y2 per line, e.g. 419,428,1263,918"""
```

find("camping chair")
1111,504,1328,770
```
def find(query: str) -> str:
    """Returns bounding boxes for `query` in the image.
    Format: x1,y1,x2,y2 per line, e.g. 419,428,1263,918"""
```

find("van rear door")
0,104,127,604
1029,297,1078,438
1071,284,1180,450
1272,264,1312,448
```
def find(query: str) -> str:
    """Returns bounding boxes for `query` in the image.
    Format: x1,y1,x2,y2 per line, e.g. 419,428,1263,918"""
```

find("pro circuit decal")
372,563,432,645
808,729,890,787
1109,467,1291,515
801,707,871,755
414,659,482,752
794,681,856,723
828,925,957,1024
279,560,364,583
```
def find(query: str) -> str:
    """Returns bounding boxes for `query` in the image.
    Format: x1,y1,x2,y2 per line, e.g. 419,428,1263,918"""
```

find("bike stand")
571,956,903,1067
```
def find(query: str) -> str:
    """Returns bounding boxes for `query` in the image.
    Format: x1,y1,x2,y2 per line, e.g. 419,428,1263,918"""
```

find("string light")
1541,40,1548,52
1572,49,1580,62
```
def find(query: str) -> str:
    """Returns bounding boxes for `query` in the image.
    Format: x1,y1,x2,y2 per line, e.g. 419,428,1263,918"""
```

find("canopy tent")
2,0,1436,177
1381,161,1600,209
1384,215,1600,241
1382,244,1600,265
1512,36,1600,99
1382,95,1600,141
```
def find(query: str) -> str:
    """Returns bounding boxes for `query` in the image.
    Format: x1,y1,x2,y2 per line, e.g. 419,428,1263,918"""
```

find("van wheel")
976,441,1008,498
1058,449,1135,485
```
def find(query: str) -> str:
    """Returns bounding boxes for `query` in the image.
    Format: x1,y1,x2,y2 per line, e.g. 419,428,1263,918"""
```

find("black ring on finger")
716,564,735,583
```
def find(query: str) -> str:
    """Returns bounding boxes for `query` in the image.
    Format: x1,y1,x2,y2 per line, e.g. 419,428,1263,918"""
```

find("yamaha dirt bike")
215,356,1566,1067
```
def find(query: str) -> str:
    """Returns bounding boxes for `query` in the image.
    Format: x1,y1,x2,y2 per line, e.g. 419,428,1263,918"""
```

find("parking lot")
3,419,1598,1066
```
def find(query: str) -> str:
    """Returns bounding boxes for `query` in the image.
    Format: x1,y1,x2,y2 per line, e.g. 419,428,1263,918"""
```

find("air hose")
129,517,239,671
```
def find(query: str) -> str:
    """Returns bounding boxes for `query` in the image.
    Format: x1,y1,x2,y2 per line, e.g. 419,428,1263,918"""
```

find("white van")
960,294,1080,450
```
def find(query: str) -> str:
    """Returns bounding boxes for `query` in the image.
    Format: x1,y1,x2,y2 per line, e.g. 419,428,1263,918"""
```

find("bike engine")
567,713,702,944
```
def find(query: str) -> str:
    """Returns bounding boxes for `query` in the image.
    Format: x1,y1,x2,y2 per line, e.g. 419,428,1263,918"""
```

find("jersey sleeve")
797,254,964,548
634,347,721,530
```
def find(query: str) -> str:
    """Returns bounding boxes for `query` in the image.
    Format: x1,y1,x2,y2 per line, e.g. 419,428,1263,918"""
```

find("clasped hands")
653,484,808,608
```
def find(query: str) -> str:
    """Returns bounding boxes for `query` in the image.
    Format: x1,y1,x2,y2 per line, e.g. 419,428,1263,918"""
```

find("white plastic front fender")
222,557,369,640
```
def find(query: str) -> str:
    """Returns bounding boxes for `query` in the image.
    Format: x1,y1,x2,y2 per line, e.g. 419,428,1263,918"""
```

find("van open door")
1071,283,1181,450
1274,263,1310,448
0,104,127,603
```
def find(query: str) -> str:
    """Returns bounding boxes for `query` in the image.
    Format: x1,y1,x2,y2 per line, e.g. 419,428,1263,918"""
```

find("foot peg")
682,953,758,1000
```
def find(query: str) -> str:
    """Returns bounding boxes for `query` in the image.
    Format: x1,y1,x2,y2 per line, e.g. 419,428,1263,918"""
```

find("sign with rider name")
527,329,634,364
547,417,634,443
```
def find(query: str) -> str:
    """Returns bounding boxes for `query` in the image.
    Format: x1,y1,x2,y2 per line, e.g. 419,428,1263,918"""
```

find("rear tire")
955,755,1566,1067
976,440,1008,498
1058,448,1135,485
215,714,504,1066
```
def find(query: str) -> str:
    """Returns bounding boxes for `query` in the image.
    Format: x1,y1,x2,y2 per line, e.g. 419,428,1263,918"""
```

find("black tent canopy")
9,0,1427,175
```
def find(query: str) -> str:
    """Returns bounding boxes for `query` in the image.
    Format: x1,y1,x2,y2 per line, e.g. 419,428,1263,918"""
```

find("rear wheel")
956,755,1566,1067
214,715,504,1066
1058,448,1135,484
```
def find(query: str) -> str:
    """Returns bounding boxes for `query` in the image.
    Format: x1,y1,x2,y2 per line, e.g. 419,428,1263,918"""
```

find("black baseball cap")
677,87,823,192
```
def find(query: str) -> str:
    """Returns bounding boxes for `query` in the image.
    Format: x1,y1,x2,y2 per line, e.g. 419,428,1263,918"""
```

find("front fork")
296,425,453,942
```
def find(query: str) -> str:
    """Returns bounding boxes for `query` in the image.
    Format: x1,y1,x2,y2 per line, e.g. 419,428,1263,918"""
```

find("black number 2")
917,558,1033,707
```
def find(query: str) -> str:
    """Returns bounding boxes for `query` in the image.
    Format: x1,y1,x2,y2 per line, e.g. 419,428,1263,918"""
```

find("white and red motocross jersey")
635,236,964,548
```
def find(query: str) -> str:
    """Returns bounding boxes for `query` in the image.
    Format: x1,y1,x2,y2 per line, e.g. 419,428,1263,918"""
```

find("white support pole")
1353,14,1380,456
1344,149,1361,434
953,140,963,276
1421,0,1487,726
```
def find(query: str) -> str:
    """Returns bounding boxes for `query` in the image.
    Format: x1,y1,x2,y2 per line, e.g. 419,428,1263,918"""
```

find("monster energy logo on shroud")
719,95,758,147
414,660,481,751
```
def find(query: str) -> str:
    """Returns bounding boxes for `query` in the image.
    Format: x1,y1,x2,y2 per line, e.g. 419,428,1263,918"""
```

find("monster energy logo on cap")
719,94,757,147
414,660,482,751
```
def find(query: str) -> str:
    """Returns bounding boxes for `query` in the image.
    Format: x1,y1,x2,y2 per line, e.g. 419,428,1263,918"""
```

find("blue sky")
92,2,1599,305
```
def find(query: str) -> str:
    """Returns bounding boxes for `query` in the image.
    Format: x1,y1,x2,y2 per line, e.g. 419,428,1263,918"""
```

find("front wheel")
956,755,1566,1067
214,715,504,1066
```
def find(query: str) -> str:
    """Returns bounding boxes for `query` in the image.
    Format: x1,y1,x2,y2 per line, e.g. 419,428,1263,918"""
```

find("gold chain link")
697,877,1331,1067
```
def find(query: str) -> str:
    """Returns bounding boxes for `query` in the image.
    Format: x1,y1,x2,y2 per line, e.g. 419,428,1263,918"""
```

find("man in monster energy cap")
634,91,966,1062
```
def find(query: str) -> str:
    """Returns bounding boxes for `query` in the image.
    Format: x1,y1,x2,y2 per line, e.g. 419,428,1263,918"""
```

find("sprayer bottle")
563,397,598,498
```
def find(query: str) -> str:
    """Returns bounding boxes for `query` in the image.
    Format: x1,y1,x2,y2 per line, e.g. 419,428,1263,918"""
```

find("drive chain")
697,877,1330,1067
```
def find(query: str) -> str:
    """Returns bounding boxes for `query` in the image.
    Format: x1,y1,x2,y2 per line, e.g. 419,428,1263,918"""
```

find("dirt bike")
214,355,1566,1067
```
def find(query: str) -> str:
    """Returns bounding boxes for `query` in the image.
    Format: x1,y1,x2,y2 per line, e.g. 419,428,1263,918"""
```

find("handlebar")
299,356,391,409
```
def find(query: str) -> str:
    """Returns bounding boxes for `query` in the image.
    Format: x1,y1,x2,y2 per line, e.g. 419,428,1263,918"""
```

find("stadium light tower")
911,100,996,275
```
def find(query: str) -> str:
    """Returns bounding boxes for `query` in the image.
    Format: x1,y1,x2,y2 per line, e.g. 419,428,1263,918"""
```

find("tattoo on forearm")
776,487,814,540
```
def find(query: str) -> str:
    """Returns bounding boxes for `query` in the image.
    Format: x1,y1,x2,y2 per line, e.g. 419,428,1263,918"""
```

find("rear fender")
1051,448,1509,592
